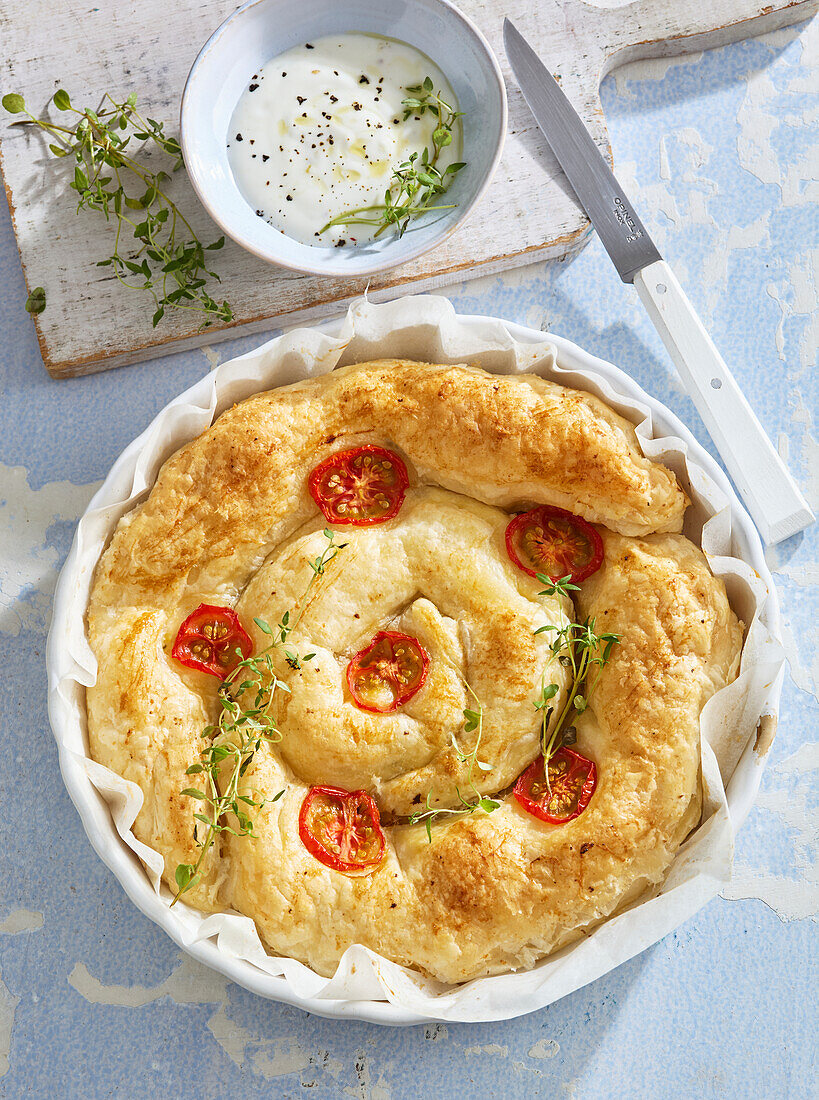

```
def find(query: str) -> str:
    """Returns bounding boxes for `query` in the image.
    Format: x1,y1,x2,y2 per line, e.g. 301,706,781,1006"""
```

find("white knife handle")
634,260,814,546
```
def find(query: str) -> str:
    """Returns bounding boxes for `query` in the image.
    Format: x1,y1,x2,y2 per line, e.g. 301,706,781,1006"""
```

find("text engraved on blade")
612,197,643,243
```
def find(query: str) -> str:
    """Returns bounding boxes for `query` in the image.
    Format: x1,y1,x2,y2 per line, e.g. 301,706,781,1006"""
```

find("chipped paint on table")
0,21,816,1099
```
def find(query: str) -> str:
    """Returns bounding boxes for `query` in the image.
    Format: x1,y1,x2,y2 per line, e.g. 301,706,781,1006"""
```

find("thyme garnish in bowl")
319,77,466,240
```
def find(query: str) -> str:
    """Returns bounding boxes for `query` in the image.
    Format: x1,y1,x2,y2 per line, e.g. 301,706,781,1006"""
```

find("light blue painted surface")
1,21,817,1100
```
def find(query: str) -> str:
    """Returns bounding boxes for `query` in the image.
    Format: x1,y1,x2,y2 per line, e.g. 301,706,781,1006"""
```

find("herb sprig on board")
319,77,466,240
172,530,344,904
2,89,232,328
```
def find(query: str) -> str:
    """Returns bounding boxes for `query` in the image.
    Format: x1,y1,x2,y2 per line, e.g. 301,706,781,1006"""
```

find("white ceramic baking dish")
46,297,783,1025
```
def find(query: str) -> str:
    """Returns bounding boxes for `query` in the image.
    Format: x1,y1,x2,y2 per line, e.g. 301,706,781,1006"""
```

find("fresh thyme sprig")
535,573,579,601
533,573,620,787
172,529,344,903
2,89,232,328
256,529,345,671
319,76,466,240
410,685,500,841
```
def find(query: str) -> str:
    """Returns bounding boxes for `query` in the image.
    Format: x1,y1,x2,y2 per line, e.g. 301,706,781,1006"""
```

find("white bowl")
180,0,507,277
47,300,782,1025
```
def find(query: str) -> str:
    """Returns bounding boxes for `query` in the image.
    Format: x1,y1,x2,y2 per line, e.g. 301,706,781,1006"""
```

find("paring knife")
503,18,815,546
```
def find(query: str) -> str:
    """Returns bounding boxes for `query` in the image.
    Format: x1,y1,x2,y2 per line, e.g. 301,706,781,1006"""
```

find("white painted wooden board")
1,0,816,378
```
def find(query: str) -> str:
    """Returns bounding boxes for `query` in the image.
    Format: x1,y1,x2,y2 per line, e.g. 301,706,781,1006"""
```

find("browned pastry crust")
86,360,741,983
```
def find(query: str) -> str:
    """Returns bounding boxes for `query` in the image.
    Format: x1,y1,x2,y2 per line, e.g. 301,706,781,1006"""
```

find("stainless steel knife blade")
503,18,661,282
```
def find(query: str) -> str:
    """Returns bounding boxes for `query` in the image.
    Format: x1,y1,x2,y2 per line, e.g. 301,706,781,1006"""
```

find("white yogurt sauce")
227,34,461,248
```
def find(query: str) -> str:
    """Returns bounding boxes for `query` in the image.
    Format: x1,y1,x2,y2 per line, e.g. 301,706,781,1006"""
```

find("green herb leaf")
535,683,559,707
24,286,46,315
8,87,231,328
536,573,580,598
2,93,26,114
174,863,197,893
463,707,481,732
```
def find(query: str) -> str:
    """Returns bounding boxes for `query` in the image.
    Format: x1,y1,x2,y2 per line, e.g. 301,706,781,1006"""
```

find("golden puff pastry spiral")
86,359,742,983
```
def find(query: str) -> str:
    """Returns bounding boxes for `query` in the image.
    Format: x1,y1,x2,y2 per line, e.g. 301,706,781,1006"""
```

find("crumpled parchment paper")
47,294,784,1023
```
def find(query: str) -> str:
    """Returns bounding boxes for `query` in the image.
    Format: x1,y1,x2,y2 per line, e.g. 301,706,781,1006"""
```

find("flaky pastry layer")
86,360,741,983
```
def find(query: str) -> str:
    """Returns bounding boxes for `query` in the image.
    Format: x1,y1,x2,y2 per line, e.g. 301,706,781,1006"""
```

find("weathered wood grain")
0,0,816,378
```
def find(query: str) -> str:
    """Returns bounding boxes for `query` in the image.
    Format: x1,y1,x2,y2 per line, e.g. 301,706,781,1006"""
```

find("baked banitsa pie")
86,359,743,984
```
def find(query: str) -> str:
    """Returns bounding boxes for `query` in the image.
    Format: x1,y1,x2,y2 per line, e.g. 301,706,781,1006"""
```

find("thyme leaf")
534,572,580,599
24,286,46,315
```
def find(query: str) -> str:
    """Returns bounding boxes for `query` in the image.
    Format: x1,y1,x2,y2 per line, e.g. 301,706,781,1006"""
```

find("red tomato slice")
299,786,385,875
308,445,409,526
171,604,253,679
513,748,597,824
505,504,603,582
346,631,429,713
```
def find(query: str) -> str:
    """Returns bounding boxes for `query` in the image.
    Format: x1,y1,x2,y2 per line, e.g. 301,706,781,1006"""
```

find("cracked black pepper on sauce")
226,33,460,248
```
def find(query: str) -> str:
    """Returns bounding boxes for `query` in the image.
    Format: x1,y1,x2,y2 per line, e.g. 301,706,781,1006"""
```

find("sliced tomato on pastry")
346,631,429,713
171,604,253,678
514,748,597,824
299,786,385,875
505,504,603,582
308,445,409,526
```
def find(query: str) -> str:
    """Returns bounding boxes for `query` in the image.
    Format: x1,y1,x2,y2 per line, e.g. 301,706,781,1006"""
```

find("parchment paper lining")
48,295,784,1022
